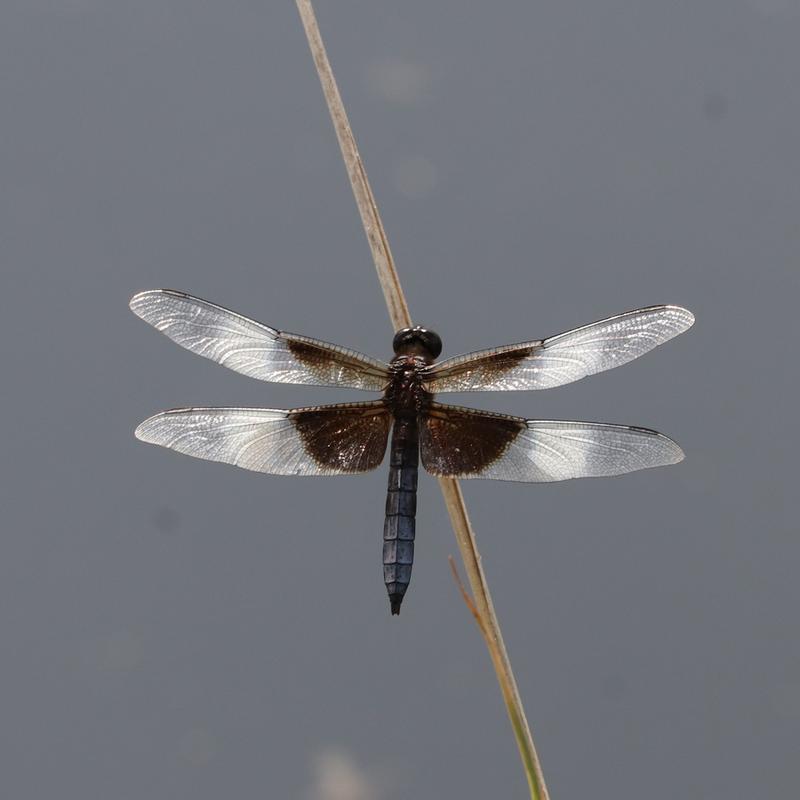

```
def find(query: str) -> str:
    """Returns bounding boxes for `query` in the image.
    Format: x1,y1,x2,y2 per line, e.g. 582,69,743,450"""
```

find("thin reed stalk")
294,3,549,797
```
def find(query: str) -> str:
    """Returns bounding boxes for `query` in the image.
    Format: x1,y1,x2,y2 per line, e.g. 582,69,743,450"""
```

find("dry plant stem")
294,0,410,328
441,483,549,800
294,2,548,798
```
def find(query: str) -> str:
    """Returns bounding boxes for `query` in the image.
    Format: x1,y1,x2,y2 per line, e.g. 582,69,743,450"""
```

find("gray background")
1,1,797,798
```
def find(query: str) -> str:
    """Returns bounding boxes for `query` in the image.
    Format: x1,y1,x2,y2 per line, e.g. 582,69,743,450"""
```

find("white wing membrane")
483,420,685,482
135,402,391,476
130,289,389,391
424,305,694,392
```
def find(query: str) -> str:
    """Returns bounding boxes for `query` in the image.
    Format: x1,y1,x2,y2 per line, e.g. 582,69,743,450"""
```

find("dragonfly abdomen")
383,415,419,615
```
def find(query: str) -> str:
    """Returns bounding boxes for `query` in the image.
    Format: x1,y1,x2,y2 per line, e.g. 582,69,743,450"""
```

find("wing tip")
664,304,695,332
649,430,685,466
627,425,685,466
134,412,165,443
129,290,149,315
129,288,185,316
666,438,686,465
129,288,160,318
134,407,191,443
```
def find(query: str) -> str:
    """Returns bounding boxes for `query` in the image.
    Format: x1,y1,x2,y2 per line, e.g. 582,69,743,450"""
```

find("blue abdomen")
383,415,418,615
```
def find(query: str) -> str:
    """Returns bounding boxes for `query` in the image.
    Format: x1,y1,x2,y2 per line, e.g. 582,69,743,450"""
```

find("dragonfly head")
392,326,442,360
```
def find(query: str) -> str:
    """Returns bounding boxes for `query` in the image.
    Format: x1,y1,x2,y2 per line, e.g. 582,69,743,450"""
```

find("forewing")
420,402,683,482
135,401,391,476
423,305,694,392
130,289,390,391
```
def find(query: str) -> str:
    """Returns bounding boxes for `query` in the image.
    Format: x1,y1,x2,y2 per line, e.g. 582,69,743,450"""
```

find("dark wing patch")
135,401,391,476
283,334,390,392
423,344,541,393
290,401,392,473
419,402,526,477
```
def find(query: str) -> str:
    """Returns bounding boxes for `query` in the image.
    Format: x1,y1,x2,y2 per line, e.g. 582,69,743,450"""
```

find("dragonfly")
131,290,694,615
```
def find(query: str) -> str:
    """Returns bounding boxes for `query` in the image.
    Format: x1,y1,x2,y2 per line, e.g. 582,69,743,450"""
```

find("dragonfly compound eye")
392,326,442,358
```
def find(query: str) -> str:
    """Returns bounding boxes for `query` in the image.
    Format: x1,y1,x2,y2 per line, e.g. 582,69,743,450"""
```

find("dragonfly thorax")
386,356,432,413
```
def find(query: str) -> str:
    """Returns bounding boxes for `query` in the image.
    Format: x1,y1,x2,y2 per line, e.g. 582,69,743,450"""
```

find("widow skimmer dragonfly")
131,290,693,614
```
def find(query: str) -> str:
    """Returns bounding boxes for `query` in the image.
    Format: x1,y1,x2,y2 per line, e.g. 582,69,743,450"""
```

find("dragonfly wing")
135,401,391,476
423,305,694,392
419,402,684,482
130,289,390,391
